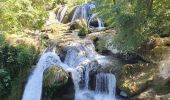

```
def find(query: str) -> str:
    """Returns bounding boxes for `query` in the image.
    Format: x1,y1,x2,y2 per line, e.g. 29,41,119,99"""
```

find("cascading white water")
75,73,117,100
22,51,72,100
70,2,106,30
71,3,95,23
96,18,105,31
60,39,117,100
88,13,97,28
56,6,68,22
22,38,118,100
87,13,105,30
95,73,116,98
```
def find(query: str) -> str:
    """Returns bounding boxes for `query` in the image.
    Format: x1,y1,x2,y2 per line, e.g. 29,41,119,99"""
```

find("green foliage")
0,69,11,98
0,0,50,34
94,0,170,52
0,40,38,99
78,27,89,37
96,39,106,52
147,0,170,37
0,34,6,44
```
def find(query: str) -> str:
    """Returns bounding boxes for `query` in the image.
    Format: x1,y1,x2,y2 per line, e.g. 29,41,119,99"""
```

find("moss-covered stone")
42,66,73,100
43,66,69,87
117,63,158,96
78,27,89,37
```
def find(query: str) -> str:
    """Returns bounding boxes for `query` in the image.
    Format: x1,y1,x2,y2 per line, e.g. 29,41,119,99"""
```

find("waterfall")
71,3,95,23
87,13,105,31
88,13,97,28
56,6,68,22
97,18,105,31
96,73,116,98
22,52,71,100
61,39,117,100
22,38,118,100
55,2,105,30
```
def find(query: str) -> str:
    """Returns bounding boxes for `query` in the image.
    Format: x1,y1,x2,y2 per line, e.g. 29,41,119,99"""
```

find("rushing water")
22,51,71,100
22,38,118,100
56,6,68,22
54,2,105,30
75,73,116,100
71,3,95,23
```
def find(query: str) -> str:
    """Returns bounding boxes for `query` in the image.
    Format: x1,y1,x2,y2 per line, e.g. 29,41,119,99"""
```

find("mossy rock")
43,66,69,87
78,27,89,37
138,46,170,63
42,66,72,100
137,37,170,63
117,63,158,96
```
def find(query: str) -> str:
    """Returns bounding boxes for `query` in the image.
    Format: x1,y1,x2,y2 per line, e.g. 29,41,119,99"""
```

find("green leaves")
0,41,38,98
0,0,48,34
93,0,147,52
0,68,11,98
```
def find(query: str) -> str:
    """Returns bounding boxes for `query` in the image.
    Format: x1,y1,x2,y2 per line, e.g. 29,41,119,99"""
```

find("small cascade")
60,39,117,100
97,18,105,31
71,3,95,23
88,13,97,28
56,6,68,22
22,51,71,100
22,38,118,100
96,73,116,98
88,13,105,31
54,2,105,30
75,73,117,100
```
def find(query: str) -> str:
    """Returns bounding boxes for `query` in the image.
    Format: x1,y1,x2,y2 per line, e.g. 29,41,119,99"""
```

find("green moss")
42,66,69,100
0,34,6,44
96,39,106,52
78,27,89,37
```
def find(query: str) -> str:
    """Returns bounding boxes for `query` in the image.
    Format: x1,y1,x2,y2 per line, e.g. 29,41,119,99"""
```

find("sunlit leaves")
0,0,48,34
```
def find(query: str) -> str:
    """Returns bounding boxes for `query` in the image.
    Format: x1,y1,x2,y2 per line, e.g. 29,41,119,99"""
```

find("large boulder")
137,37,170,85
42,66,74,100
117,63,158,96
117,37,170,99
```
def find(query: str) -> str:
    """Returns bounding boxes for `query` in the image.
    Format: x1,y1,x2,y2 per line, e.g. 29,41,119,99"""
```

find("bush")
0,69,11,98
94,0,170,52
78,27,89,37
0,41,39,99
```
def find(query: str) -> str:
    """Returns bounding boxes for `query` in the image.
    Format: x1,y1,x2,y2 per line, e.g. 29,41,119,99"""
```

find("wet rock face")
42,66,74,100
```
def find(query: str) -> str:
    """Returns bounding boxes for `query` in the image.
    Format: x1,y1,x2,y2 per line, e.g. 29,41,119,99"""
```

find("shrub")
78,27,89,37
0,41,39,99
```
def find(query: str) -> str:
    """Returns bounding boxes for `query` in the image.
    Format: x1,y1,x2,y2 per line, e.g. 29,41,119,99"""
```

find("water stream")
56,6,68,22
22,37,118,100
